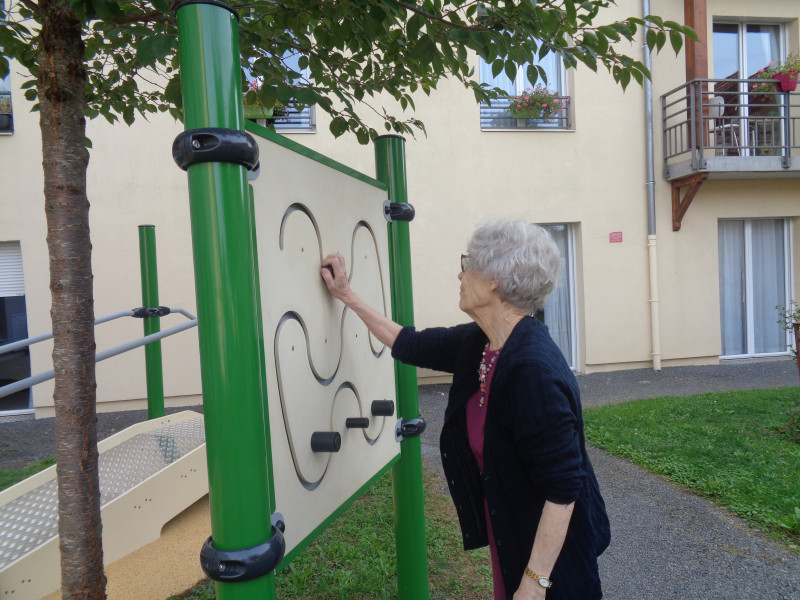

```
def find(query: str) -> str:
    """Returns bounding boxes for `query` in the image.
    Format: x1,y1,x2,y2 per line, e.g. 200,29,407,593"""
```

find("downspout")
643,0,662,370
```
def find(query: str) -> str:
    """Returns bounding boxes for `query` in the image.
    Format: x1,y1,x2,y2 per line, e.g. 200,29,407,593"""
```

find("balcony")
662,78,800,181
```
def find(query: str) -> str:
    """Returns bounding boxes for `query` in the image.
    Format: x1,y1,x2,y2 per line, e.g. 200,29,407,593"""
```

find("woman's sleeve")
391,324,470,374
510,361,586,505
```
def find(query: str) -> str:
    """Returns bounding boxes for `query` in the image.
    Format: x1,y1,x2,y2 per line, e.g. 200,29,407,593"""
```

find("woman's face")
458,266,498,316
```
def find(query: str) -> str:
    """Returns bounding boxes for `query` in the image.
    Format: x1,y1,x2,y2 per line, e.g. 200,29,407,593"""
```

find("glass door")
536,224,577,368
718,219,790,357
712,22,782,155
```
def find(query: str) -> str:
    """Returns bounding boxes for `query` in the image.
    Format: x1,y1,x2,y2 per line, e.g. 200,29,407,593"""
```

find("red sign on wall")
609,232,623,243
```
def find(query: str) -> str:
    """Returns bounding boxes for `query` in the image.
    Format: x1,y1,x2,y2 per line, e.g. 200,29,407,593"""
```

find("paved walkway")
420,357,800,600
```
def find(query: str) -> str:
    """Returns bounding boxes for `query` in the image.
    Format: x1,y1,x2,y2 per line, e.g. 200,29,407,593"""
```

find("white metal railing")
0,308,197,409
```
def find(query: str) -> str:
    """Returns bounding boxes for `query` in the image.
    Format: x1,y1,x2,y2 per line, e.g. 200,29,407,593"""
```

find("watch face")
539,578,550,588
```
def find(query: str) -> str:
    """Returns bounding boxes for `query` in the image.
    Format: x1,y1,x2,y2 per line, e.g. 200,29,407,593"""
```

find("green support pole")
175,3,276,600
138,224,165,419
374,135,430,600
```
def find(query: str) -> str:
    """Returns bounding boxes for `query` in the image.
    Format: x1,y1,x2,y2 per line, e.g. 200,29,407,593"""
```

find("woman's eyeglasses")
460,254,470,272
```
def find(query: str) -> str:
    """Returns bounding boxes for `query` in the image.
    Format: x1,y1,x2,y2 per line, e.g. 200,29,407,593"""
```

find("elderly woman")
321,220,610,600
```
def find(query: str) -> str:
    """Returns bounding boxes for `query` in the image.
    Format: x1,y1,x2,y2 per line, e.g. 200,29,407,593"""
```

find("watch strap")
524,567,553,589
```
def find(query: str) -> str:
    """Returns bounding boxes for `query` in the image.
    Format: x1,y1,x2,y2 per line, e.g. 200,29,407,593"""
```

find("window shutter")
0,242,25,297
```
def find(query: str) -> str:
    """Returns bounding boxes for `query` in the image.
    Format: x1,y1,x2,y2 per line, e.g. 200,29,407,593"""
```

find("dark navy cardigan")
392,317,610,600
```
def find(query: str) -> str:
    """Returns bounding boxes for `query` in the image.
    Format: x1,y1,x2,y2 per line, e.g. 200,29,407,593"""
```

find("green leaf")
491,59,504,78
329,116,348,137
504,60,517,80
597,25,621,41
669,29,684,55
135,34,173,65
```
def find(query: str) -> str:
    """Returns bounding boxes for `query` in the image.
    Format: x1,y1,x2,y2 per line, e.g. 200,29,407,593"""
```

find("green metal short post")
374,135,430,600
138,224,165,419
175,3,276,600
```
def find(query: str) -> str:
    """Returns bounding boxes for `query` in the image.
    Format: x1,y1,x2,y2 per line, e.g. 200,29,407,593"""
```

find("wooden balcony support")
671,173,708,231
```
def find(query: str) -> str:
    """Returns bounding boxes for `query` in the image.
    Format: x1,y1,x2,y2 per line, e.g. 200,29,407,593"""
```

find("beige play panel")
0,411,207,599
252,134,398,556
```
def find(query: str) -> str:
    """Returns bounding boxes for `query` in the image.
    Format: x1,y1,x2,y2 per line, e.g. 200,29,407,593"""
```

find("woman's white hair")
466,219,561,314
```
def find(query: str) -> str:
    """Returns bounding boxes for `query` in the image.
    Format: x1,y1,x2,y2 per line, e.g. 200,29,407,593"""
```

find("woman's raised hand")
321,253,353,303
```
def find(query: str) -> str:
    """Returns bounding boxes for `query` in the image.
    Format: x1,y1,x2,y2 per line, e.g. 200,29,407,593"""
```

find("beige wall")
1,0,798,416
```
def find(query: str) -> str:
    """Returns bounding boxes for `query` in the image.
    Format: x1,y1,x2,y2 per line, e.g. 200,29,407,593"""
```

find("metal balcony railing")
480,96,571,130
662,78,800,180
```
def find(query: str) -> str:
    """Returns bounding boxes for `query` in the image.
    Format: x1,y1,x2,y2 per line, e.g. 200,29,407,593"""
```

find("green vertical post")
175,3,276,600
138,224,165,419
374,135,430,600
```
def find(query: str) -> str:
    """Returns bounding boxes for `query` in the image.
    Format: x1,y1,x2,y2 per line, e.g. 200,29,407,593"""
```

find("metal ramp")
0,411,207,599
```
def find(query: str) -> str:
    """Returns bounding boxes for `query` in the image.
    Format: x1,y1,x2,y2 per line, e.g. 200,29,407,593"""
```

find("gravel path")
2,358,799,598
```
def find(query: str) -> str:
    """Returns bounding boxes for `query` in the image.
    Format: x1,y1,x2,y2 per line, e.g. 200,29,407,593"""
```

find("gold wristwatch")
524,567,553,589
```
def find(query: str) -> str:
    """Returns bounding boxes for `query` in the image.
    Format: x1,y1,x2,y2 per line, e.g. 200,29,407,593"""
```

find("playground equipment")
172,1,429,598
0,411,207,598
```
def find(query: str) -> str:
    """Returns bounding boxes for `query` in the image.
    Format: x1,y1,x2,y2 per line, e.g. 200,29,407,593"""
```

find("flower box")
509,109,546,119
773,71,798,93
243,105,275,119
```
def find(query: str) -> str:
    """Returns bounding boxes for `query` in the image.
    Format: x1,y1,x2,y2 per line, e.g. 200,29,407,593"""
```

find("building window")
718,219,791,358
479,52,569,130
245,51,314,132
536,224,577,368
0,48,12,133
0,241,31,413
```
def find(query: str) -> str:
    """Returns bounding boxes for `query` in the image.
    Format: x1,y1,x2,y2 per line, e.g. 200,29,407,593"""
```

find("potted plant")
0,95,12,132
749,52,800,94
772,52,800,92
243,76,288,120
508,85,565,122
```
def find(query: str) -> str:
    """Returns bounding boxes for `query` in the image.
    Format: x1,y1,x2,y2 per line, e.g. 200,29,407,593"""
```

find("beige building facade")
1,0,798,416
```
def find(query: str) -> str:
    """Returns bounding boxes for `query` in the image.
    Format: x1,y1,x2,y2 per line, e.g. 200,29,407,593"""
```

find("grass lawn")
169,468,492,600
583,387,800,548
0,456,56,492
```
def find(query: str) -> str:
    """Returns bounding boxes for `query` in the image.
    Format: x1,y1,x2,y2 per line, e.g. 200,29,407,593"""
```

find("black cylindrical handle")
311,431,341,453
371,400,395,417
346,417,370,429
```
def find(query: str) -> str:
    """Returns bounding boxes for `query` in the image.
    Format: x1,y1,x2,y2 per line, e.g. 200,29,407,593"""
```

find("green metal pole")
374,135,430,600
175,3,276,600
138,224,165,419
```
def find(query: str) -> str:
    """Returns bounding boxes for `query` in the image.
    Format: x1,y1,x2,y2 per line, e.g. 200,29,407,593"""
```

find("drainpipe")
643,0,662,370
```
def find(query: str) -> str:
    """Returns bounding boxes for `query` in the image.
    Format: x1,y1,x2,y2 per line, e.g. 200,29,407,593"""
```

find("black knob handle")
311,431,341,453
346,417,370,429
371,400,395,417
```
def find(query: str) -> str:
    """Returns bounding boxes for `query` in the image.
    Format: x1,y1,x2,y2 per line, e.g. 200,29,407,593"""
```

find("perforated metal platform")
0,411,208,599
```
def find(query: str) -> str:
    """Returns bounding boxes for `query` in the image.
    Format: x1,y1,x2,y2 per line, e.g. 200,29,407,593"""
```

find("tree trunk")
37,0,105,597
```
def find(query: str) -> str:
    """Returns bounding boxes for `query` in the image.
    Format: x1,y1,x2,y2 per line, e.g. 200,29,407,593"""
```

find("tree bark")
37,0,106,597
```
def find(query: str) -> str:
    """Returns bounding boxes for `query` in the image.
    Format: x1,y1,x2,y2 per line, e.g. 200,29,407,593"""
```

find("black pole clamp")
132,306,171,318
395,417,426,442
200,513,286,583
172,128,260,172
383,200,415,222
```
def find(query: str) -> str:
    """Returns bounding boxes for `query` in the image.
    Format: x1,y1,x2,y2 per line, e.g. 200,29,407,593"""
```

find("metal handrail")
0,307,197,399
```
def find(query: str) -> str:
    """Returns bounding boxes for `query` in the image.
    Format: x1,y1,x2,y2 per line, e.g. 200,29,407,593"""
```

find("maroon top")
466,348,506,600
